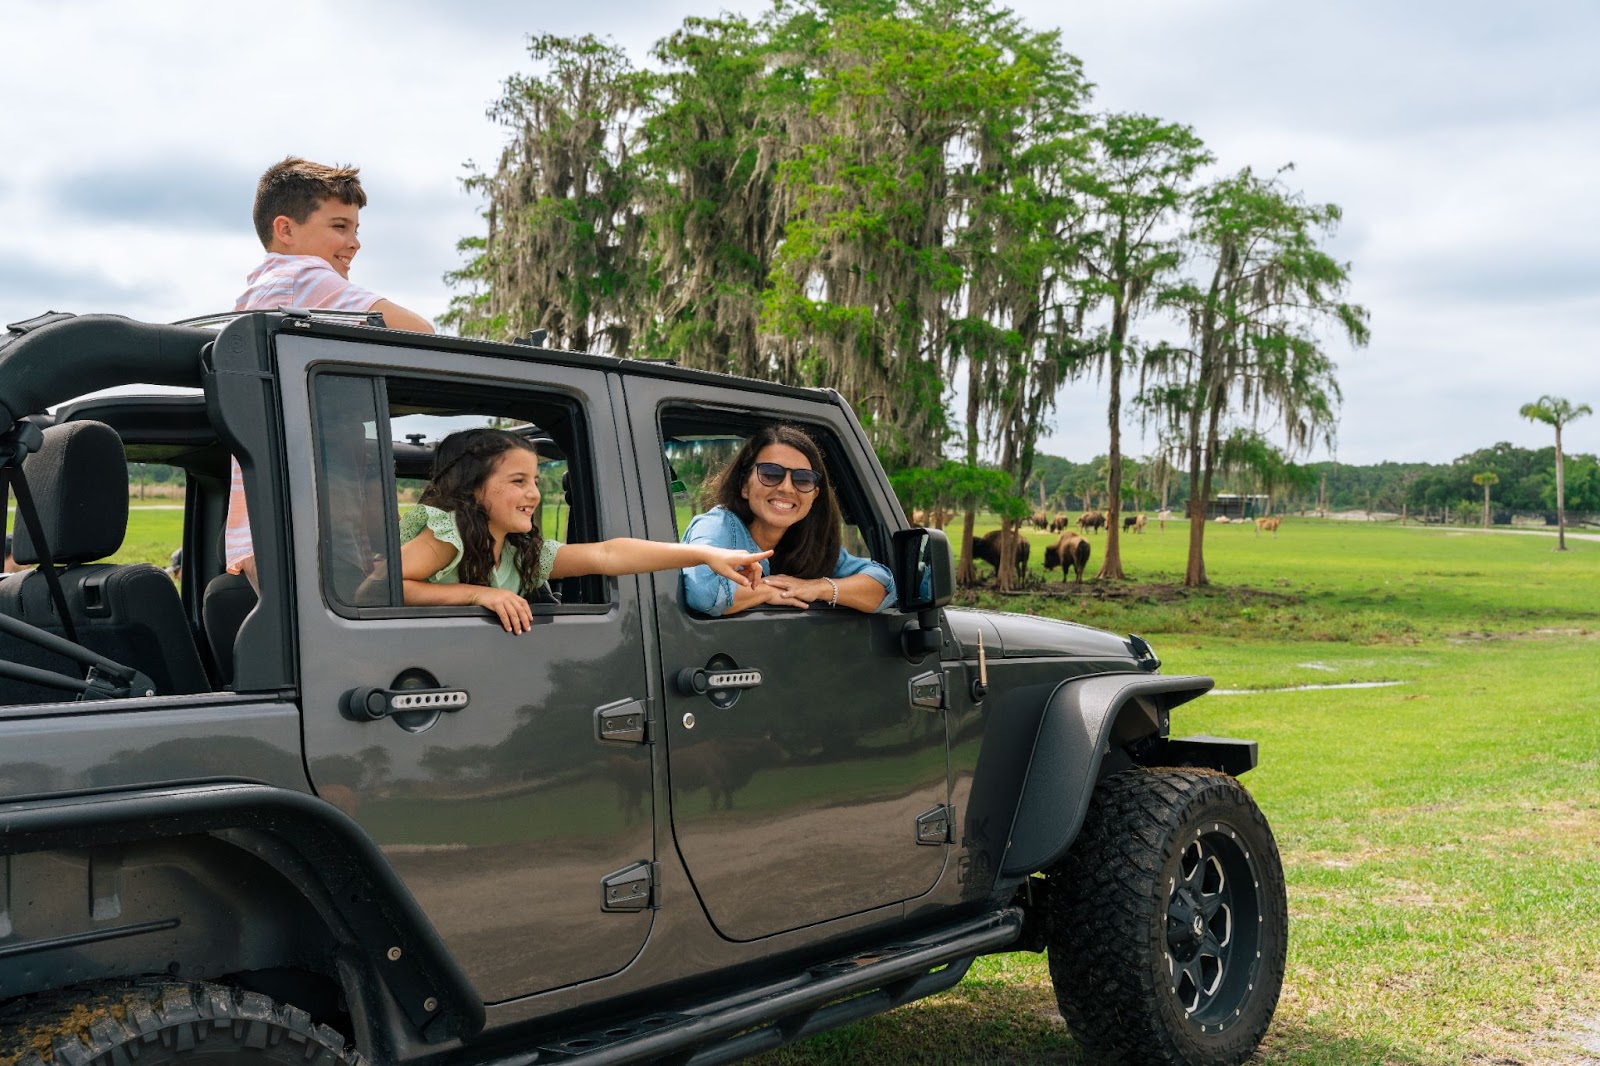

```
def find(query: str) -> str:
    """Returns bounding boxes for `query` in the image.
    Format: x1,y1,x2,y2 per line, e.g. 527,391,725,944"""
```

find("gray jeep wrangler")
0,310,1286,1066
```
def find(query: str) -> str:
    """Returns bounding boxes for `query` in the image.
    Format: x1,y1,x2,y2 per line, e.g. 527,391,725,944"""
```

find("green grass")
757,519,1600,1065
110,509,1600,1063
113,504,184,566
968,516,1600,644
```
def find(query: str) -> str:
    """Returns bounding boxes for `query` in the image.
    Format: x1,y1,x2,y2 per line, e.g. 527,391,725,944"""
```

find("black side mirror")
893,527,953,611
893,528,952,660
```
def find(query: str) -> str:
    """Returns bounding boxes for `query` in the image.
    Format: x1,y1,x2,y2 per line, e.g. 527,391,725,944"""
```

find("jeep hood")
944,606,1139,662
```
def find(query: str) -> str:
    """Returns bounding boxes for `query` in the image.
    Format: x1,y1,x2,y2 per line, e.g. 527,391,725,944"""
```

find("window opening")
657,411,888,613
310,373,602,616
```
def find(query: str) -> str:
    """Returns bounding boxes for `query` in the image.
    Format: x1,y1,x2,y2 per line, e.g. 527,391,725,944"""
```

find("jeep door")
622,377,951,940
277,336,655,1002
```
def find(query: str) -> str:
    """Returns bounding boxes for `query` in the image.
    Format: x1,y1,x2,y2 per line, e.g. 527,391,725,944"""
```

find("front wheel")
0,980,362,1066
1045,767,1288,1066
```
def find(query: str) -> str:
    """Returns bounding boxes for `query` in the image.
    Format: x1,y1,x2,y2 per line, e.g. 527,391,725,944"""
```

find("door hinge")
595,697,651,744
601,860,660,912
908,670,944,711
915,804,954,846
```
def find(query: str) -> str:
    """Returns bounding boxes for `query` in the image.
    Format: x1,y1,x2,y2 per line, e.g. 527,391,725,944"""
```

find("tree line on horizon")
443,0,1366,589
1014,438,1600,527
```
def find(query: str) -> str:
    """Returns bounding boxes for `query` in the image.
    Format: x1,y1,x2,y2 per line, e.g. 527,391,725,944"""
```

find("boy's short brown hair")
252,156,368,248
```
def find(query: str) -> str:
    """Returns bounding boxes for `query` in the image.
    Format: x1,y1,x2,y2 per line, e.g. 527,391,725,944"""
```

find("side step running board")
477,907,1026,1066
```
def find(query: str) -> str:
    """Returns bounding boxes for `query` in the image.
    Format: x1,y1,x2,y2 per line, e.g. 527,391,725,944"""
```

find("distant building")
1205,493,1269,520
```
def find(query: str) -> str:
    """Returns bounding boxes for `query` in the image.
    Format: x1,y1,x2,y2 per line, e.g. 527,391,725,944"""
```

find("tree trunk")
1183,414,1206,587
958,351,982,584
1555,425,1568,550
1185,391,1225,587
958,510,977,587
1098,300,1128,580
996,519,1016,593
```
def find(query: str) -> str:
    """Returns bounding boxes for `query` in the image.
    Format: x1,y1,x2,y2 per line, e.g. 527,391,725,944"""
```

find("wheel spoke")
1175,957,1203,1013
1207,902,1233,948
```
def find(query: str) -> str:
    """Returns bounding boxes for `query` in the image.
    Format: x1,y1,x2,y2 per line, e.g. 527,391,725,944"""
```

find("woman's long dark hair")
420,429,544,594
711,423,842,579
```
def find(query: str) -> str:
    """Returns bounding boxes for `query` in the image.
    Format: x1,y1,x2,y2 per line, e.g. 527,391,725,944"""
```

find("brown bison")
1078,511,1106,533
1051,512,1069,532
1122,513,1146,534
1030,510,1051,530
1043,531,1091,584
972,528,1030,584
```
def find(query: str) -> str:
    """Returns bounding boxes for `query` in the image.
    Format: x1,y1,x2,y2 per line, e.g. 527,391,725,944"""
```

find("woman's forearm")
720,581,780,615
833,573,890,612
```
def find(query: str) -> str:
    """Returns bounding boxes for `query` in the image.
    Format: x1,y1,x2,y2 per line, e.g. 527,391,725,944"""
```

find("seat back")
202,570,257,686
0,420,209,704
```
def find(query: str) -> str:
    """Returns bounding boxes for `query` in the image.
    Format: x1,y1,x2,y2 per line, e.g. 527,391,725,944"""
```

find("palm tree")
1471,471,1498,530
1519,396,1593,550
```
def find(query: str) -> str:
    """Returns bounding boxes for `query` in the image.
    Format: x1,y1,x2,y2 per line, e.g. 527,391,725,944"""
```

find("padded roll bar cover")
999,672,1214,877
12,420,128,564
0,315,212,425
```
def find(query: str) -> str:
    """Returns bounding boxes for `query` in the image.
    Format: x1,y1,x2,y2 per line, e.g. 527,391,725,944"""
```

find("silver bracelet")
824,576,839,608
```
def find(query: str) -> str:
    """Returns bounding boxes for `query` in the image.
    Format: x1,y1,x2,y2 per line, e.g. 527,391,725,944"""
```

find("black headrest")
13,420,128,565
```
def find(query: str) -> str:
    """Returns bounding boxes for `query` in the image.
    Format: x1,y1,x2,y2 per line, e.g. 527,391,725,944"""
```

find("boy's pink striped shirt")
233,253,381,314
225,254,382,570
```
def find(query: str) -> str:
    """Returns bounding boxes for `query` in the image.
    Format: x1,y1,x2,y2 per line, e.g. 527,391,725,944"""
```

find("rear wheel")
0,979,361,1066
1045,767,1287,1066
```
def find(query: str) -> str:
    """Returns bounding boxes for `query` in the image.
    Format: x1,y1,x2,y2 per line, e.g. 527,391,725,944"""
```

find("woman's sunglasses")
754,462,821,493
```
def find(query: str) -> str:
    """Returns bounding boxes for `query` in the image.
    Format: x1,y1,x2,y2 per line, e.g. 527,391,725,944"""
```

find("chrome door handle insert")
675,667,763,696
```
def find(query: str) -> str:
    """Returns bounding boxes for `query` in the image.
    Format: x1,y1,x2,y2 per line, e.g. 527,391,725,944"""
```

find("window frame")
656,406,896,617
307,365,613,622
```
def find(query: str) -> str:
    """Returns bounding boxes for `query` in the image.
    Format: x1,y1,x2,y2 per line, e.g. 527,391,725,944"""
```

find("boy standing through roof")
227,157,434,584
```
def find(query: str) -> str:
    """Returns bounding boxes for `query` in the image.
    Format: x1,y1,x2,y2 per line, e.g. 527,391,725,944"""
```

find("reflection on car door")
278,336,655,1003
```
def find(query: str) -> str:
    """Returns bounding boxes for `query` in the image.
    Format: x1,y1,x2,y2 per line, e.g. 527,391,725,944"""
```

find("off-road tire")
0,979,362,1066
1045,767,1287,1066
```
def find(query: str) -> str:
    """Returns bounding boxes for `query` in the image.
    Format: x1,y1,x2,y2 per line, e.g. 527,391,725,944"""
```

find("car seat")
202,571,257,687
0,420,210,704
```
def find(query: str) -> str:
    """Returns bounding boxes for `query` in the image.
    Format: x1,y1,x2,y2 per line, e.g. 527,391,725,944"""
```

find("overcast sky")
2,0,1595,465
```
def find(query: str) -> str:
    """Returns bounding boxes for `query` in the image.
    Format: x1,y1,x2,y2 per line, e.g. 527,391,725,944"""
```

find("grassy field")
110,510,1600,1063
752,518,1600,1065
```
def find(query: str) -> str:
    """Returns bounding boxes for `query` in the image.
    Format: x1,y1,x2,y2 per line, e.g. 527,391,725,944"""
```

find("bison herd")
1025,510,1150,535
923,510,1285,587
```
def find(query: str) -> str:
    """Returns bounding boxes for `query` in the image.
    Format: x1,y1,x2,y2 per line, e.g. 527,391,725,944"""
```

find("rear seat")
0,420,209,704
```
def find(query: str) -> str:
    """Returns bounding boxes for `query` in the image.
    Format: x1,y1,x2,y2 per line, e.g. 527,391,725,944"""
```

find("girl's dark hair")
711,424,841,579
420,429,543,594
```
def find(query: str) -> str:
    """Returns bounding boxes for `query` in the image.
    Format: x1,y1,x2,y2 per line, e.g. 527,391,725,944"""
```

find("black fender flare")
998,673,1218,877
0,781,483,1044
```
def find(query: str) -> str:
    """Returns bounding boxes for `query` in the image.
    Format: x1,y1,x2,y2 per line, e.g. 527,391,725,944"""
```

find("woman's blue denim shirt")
681,506,896,615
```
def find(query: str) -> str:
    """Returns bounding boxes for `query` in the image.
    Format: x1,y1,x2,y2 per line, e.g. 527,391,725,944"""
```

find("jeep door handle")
343,685,470,721
675,667,762,697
